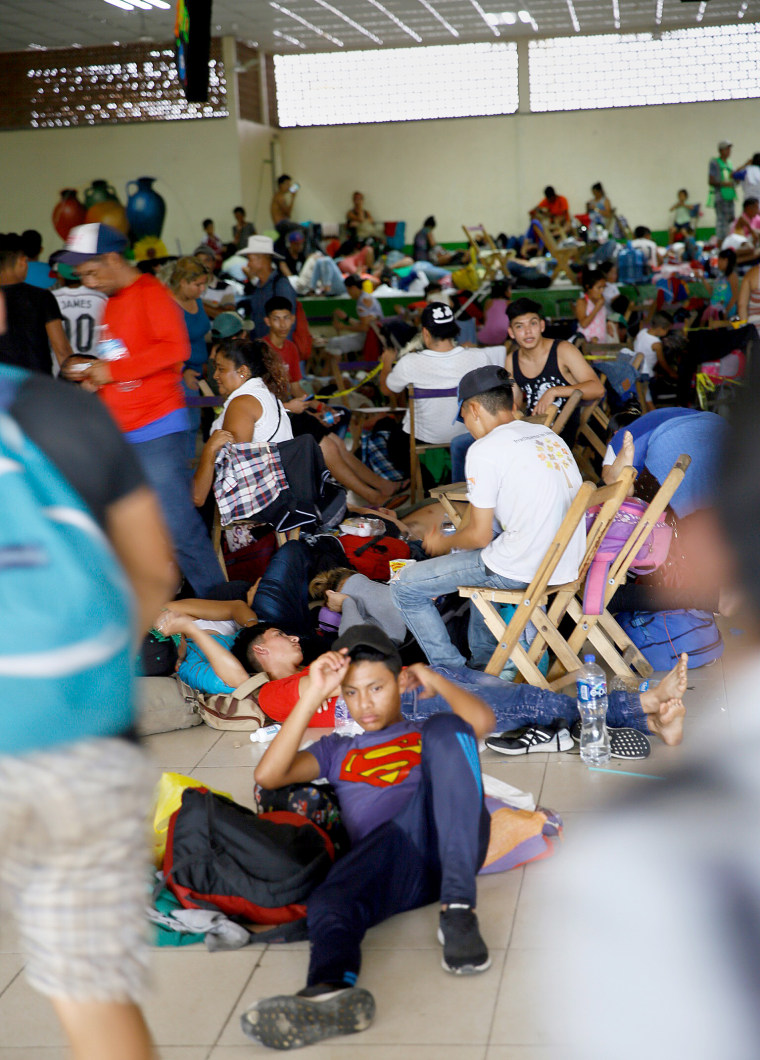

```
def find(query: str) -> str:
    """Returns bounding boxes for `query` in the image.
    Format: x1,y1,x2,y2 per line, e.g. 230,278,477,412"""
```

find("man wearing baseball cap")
390,364,584,672
708,139,738,243
210,310,254,341
380,301,507,454
58,222,223,597
236,234,296,339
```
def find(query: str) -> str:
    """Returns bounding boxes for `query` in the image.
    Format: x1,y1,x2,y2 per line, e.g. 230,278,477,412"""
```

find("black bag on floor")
164,787,336,940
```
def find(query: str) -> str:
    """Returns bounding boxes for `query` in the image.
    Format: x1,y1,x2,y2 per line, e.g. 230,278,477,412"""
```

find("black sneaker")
437,905,491,975
241,985,375,1050
485,721,573,756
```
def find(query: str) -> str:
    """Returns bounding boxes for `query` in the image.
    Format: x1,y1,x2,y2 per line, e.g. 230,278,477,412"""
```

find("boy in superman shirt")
244,624,495,1051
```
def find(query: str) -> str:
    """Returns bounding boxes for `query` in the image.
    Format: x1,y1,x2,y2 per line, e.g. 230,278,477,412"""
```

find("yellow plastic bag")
151,771,232,867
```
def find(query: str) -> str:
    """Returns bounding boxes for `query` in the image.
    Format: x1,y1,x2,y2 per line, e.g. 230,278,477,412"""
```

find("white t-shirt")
633,329,661,376
52,286,107,360
740,164,760,202
466,420,584,584
385,345,506,443
211,377,293,444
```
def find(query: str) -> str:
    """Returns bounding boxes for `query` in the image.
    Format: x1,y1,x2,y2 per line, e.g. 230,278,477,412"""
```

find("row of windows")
274,21,760,126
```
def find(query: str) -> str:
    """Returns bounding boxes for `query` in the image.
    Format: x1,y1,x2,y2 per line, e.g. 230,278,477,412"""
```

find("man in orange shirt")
528,185,571,246
59,223,222,597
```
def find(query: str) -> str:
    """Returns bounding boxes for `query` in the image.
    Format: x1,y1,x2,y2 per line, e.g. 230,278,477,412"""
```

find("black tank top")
512,339,567,414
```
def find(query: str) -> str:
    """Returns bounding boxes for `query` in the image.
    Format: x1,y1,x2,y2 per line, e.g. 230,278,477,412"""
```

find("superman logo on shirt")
339,732,422,788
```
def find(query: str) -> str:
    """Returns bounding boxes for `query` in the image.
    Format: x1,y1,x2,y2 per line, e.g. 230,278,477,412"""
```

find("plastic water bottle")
576,654,611,766
333,695,363,737
97,325,128,362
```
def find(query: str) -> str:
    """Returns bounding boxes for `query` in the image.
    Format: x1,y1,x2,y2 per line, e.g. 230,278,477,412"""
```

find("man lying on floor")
157,604,689,748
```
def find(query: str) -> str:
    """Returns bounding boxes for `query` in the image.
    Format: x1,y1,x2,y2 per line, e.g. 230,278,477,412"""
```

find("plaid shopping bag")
213,443,288,525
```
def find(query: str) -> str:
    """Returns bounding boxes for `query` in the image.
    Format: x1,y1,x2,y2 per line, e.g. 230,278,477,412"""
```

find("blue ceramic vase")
126,177,166,240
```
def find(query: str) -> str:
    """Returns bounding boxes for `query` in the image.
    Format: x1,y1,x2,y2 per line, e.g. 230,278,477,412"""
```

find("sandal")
570,720,651,760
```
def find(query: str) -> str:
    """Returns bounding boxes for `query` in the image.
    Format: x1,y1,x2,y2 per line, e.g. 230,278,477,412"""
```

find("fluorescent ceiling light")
310,0,383,45
655,0,664,26
142,0,172,8
363,0,422,42
485,11,516,25
696,1,707,20
517,9,531,22
130,0,155,9
611,0,620,29
270,1,345,46
273,28,306,47
467,0,501,36
565,0,580,32
415,0,459,37
103,0,135,9
738,1,748,15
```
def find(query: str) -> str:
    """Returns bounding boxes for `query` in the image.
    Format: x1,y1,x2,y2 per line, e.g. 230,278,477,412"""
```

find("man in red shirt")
59,223,222,597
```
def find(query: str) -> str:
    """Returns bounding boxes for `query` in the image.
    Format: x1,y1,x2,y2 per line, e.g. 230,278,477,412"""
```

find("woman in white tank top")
193,337,293,505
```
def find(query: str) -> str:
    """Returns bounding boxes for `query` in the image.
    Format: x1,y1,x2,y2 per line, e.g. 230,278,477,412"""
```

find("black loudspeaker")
175,0,212,103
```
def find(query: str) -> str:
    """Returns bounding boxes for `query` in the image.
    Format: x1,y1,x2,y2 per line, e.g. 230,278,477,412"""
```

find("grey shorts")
0,737,154,1002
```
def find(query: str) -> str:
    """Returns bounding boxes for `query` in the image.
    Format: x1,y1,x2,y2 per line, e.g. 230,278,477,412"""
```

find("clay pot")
85,199,130,235
52,189,87,240
126,177,166,241
83,179,120,210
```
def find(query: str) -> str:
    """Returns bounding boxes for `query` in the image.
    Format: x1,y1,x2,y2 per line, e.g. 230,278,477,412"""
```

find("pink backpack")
582,498,672,615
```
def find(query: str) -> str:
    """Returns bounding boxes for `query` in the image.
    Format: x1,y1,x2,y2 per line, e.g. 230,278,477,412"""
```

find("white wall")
278,98,758,241
0,116,243,257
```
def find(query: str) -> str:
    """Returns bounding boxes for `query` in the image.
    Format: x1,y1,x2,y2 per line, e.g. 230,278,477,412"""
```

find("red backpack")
339,533,411,581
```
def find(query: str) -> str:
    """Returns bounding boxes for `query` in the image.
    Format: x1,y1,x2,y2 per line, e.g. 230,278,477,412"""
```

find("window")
529,22,760,112
0,41,227,131
274,41,518,126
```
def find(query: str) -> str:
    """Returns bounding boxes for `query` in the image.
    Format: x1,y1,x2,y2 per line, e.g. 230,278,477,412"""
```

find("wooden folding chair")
461,224,513,283
211,505,301,581
407,383,459,505
550,454,691,686
530,220,579,283
457,480,600,685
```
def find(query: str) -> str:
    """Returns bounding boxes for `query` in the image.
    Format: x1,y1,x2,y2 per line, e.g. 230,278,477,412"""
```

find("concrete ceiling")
1,0,755,54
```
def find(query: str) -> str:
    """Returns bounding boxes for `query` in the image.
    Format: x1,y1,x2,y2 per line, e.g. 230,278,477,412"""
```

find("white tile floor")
0,640,738,1060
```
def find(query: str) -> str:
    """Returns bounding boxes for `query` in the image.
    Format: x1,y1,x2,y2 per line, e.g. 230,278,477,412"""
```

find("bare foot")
608,430,635,484
640,653,688,745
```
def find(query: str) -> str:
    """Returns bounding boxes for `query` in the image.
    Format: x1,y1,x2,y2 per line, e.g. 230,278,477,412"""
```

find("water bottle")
576,654,611,766
333,695,364,737
609,675,649,695
97,324,128,362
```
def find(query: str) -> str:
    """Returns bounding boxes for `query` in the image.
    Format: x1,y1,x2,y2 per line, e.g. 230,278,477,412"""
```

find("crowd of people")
1,141,758,1056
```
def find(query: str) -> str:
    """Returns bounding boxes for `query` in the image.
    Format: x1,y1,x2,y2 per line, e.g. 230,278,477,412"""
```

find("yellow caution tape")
311,360,384,400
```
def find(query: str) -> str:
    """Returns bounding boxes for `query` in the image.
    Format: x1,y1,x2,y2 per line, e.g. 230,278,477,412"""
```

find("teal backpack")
0,367,135,755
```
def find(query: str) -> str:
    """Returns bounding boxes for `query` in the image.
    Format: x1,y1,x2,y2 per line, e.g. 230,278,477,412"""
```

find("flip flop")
570,720,651,760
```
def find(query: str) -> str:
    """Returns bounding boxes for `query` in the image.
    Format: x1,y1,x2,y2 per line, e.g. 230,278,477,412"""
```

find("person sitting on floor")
529,186,571,239
390,365,585,674
325,273,382,383
346,191,378,242
242,624,495,1049
723,196,760,265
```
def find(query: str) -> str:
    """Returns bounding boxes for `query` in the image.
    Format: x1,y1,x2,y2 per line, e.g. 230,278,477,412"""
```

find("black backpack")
163,787,336,941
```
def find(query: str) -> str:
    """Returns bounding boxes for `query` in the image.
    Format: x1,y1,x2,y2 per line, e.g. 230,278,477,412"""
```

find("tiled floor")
0,644,737,1060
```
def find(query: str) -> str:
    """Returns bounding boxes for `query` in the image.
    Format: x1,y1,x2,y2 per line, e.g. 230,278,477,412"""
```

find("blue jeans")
390,549,527,669
312,257,347,296
450,431,475,483
401,666,649,733
131,430,222,597
412,260,451,282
